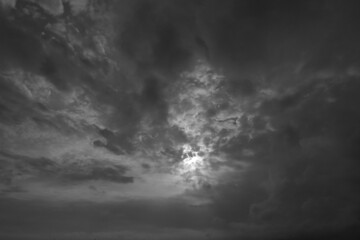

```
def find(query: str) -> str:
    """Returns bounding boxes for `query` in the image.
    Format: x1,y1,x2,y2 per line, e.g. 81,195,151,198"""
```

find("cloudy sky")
1,0,360,239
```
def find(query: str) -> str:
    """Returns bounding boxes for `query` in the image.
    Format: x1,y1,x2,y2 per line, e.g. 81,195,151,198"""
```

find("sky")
0,0,360,239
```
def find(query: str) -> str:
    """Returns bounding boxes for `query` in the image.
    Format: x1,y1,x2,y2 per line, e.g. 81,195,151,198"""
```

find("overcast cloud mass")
1,0,360,239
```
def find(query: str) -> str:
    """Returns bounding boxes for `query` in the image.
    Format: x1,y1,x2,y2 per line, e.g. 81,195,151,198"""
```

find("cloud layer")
1,0,360,239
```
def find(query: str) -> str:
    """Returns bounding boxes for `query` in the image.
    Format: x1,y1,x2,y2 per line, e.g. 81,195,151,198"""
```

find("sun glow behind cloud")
176,144,210,188
169,61,239,190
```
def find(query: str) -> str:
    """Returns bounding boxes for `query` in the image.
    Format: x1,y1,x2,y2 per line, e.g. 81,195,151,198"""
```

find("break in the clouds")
1,0,360,239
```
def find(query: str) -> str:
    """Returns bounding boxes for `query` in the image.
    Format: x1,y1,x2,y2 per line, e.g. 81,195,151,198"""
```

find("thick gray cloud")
0,151,134,187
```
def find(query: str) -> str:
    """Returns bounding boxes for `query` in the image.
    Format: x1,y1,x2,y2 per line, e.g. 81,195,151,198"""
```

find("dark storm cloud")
190,1,360,235
100,0,201,142
211,168,268,223
0,75,30,123
0,10,55,123
117,0,196,77
62,166,134,183
0,0,183,168
194,0,360,97
0,151,134,186
216,75,360,226
0,1,140,154
215,79,360,239
93,127,136,154
0,151,55,170
0,3,80,91
0,3,82,129
0,14,44,71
